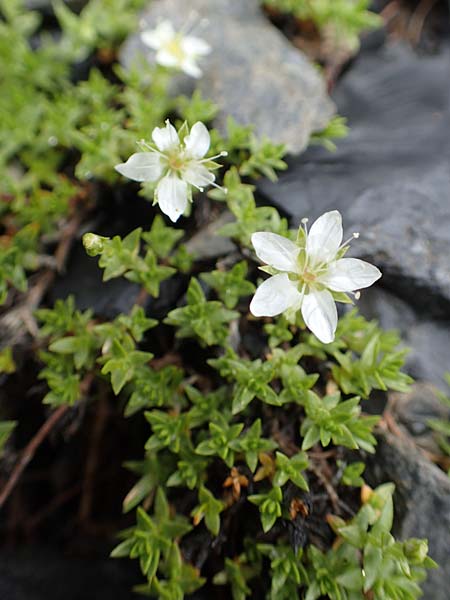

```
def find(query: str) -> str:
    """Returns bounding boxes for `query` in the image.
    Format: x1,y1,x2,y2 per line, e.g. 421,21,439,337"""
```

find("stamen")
199,150,228,163
339,232,360,251
301,217,309,235
186,181,203,193
208,181,227,192
347,291,361,301
138,140,165,157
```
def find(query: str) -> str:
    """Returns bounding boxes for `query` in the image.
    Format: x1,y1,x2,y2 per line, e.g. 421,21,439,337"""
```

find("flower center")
302,270,316,283
166,153,186,172
164,37,186,62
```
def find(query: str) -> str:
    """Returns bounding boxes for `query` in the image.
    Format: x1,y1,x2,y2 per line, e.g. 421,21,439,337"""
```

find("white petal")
184,122,210,159
319,258,382,292
301,288,337,344
306,210,343,265
156,174,188,223
152,121,180,152
180,58,202,78
182,163,214,189
155,48,180,68
181,36,211,57
251,232,299,273
250,274,301,317
114,152,163,182
141,21,175,49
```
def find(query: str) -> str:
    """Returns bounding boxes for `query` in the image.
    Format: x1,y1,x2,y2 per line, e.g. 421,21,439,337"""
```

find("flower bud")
82,233,107,257
403,538,429,564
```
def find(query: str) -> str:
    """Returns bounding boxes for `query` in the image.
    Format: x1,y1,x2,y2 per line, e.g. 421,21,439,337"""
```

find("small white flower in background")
115,120,227,223
250,210,381,344
141,20,211,78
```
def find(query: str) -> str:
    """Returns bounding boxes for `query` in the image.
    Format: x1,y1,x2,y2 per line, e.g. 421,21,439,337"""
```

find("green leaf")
102,339,153,395
191,486,224,536
200,261,255,309
0,347,16,374
165,279,239,347
0,420,16,457
363,544,383,591
340,461,365,487
248,486,282,533
142,215,183,258
229,418,277,472
273,451,309,490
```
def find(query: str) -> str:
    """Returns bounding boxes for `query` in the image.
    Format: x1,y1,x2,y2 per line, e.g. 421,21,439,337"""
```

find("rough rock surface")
259,40,450,312
120,0,335,154
367,431,450,600
407,320,450,387
389,383,450,454
259,41,450,218
345,167,450,315
185,211,235,261
358,287,450,392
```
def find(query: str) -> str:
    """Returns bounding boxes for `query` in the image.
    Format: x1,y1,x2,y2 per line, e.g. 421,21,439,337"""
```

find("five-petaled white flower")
141,20,211,78
250,210,381,344
115,120,227,223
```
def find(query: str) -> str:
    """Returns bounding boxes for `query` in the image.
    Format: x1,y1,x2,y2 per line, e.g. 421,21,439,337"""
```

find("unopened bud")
83,233,107,257
403,539,428,564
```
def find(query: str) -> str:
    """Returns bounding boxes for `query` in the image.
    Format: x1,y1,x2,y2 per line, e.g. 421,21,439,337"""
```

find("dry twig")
0,405,69,510
0,374,94,510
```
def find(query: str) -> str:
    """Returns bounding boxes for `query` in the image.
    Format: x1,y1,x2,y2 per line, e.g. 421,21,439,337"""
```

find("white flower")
115,120,227,223
249,210,381,344
141,20,211,78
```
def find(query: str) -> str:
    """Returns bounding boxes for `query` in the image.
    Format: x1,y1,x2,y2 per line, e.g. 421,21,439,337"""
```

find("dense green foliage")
0,1,437,599
263,0,382,53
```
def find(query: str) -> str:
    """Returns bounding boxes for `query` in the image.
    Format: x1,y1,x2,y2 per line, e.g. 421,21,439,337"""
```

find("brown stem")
408,0,438,46
78,388,109,524
0,374,94,511
135,286,149,307
0,405,69,510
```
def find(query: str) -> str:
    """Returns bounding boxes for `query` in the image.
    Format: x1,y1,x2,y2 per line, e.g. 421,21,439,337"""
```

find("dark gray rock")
407,319,450,387
358,286,450,391
389,383,450,454
259,41,450,313
259,41,450,219
185,211,235,261
51,242,140,319
356,286,416,336
345,166,450,315
367,431,450,600
120,0,335,154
